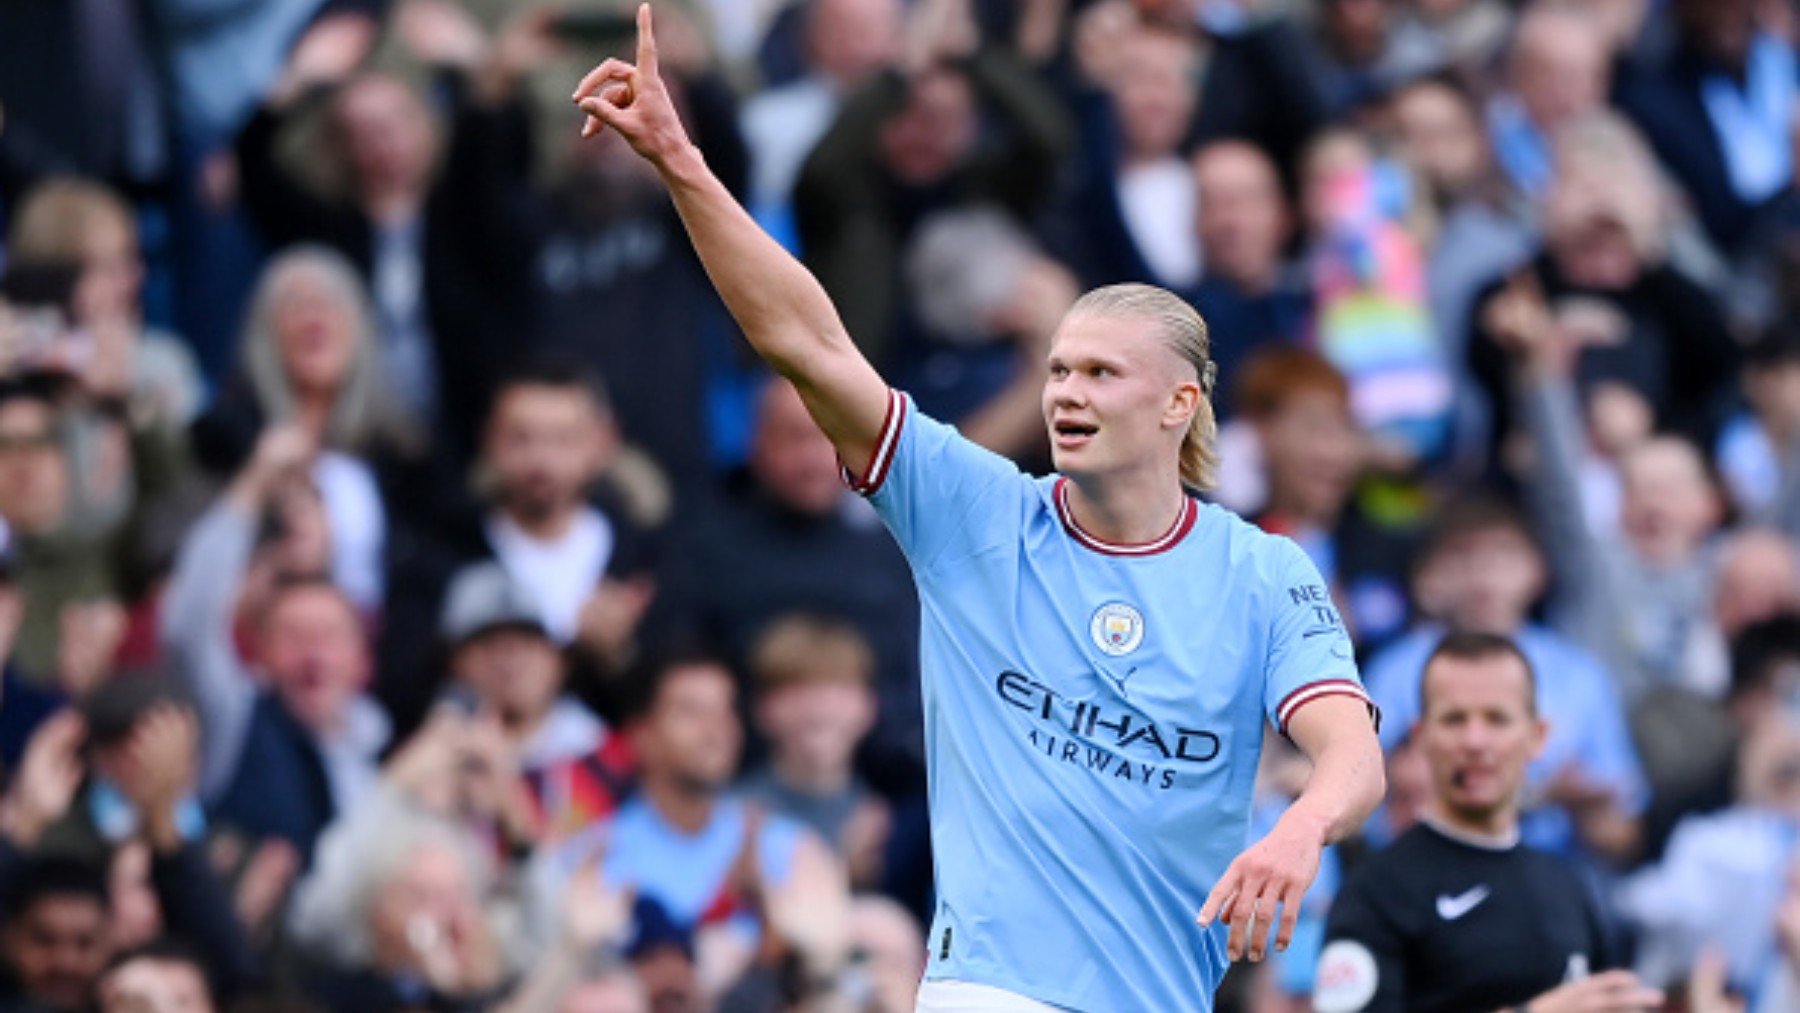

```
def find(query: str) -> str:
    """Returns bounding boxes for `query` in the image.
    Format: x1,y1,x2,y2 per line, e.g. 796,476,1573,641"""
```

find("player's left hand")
1196,814,1325,962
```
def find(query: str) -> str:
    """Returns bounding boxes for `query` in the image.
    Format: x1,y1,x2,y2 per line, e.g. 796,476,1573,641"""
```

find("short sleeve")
843,389,1027,572
1315,876,1408,1013
1263,538,1377,737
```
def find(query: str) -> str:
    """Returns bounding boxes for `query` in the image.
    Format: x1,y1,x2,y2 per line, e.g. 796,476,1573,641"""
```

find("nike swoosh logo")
1436,885,1490,921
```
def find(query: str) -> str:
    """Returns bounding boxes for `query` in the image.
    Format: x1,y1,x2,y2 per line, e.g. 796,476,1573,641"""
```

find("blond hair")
7,178,135,264
1065,283,1220,491
750,613,875,691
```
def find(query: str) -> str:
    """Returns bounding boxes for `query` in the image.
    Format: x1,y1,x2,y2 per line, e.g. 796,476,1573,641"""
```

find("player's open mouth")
1053,421,1098,448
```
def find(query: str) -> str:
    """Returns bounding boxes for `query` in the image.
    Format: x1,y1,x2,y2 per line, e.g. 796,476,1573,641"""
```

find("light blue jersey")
848,392,1374,1012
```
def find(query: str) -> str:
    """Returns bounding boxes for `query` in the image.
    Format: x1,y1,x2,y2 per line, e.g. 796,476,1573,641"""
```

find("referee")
1314,632,1663,1013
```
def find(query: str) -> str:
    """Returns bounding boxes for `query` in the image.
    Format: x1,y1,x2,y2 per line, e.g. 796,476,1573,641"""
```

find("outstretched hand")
1,711,86,848
1197,816,1324,962
570,4,692,166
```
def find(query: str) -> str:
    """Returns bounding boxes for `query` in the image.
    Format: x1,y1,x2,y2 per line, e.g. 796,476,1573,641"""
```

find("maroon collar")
1053,478,1198,557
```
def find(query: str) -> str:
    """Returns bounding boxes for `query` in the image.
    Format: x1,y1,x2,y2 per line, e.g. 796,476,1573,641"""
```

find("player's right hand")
570,4,692,167
1526,969,1664,1012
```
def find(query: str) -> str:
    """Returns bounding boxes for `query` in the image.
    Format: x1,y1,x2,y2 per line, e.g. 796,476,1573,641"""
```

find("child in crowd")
741,612,889,890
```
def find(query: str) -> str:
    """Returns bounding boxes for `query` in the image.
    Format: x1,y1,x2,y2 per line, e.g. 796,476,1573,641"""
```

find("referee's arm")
572,5,892,480
1200,697,1383,962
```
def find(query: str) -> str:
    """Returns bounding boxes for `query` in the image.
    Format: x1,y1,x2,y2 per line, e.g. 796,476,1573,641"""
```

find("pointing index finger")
636,3,658,77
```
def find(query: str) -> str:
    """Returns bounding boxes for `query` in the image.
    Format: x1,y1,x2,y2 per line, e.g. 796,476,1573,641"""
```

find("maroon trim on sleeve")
840,389,907,497
1276,679,1379,737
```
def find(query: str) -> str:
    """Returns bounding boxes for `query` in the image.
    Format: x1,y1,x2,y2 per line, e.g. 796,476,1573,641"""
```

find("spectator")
1299,127,1455,468
97,939,216,1013
520,125,743,510
741,614,889,890
381,358,656,730
0,267,169,701
0,0,165,202
654,379,920,785
741,0,905,241
1314,632,1655,1013
1297,0,1445,116
1640,613,1800,854
1720,323,1800,520
847,894,927,1013
1676,527,1800,708
536,652,849,1008
1187,141,1310,394
0,856,112,1012
897,207,1076,454
436,3,748,507
552,965,647,1013
191,247,425,615
287,788,511,1011
1618,716,1800,995
1486,270,1728,706
1235,348,1412,648
1386,75,1533,469
0,379,120,694
794,0,1072,365
1616,0,1797,253
1054,24,1202,292
161,426,391,864
1470,112,1739,462
6,178,204,432
231,12,529,458
0,698,255,1003
1363,496,1647,864
1487,4,1614,199
437,562,633,840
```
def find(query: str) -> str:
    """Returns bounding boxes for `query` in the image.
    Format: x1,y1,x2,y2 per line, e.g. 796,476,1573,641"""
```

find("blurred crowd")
1,0,1799,1009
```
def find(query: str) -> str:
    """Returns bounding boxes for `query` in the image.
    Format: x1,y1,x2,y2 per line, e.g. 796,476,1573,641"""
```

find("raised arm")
572,5,891,477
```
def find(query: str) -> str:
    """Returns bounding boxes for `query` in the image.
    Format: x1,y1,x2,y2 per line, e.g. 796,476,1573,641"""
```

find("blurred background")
0,0,1797,1009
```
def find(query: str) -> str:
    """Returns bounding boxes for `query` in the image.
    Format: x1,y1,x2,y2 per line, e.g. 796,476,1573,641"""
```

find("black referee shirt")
1314,821,1612,1013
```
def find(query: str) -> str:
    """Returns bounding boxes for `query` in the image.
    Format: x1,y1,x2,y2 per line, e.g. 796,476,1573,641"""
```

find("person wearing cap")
438,561,633,839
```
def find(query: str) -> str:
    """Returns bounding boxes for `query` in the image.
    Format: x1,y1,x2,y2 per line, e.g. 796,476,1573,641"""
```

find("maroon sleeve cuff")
1276,680,1380,738
840,389,906,497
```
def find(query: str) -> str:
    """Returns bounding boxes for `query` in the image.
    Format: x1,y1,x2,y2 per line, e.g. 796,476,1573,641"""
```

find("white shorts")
915,980,1063,1012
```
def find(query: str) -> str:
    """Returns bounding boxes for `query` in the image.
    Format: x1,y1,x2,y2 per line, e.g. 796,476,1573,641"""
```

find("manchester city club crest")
1090,602,1145,657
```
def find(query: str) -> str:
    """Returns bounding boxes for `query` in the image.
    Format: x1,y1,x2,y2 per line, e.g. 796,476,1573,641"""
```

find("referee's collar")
1053,478,1199,557
1421,814,1521,852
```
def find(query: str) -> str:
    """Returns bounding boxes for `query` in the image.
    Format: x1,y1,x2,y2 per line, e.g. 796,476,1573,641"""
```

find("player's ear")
1164,380,1201,431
